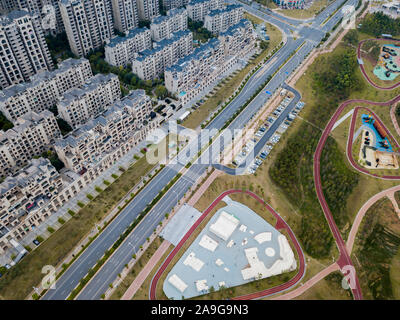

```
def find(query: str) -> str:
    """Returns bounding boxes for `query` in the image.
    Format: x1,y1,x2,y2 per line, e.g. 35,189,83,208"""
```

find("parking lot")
239,95,305,175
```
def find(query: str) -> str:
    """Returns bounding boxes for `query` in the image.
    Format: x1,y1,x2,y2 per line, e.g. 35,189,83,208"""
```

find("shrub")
77,201,85,208
111,173,118,179
95,186,103,193
86,194,94,200
103,180,110,186
36,236,44,243
58,218,65,224
47,227,55,233
68,209,76,216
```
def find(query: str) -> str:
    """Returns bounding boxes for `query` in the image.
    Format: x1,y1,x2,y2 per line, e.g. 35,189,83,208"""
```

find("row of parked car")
247,99,306,174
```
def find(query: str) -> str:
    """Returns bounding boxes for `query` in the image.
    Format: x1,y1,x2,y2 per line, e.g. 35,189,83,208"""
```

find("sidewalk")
120,240,171,300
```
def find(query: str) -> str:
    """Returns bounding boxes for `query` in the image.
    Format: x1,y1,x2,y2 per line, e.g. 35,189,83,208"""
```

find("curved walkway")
346,184,400,255
272,262,340,300
357,38,400,90
149,190,306,300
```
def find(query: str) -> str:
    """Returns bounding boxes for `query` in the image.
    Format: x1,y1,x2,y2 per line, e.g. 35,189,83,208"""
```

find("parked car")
33,239,40,246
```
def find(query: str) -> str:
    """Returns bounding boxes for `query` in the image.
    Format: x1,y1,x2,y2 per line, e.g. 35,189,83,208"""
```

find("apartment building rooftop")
152,7,186,24
58,73,117,106
107,27,150,48
0,110,55,145
0,58,89,101
0,9,31,24
0,158,55,196
166,37,220,73
207,3,242,16
219,18,250,37
135,30,192,62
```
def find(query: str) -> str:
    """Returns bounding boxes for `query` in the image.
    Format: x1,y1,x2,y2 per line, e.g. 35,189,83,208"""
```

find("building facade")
204,4,243,34
58,73,121,128
60,0,114,57
0,10,54,89
132,30,193,80
165,19,255,106
0,157,63,254
136,0,159,21
55,89,154,174
0,58,92,122
186,0,223,22
0,110,61,178
105,27,152,67
150,7,188,42
111,0,139,33
0,90,160,255
161,0,188,11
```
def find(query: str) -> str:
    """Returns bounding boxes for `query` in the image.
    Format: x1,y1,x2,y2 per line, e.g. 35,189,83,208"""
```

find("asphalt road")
42,0,357,300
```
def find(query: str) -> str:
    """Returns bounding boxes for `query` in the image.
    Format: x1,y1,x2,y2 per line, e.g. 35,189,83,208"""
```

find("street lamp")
128,241,136,256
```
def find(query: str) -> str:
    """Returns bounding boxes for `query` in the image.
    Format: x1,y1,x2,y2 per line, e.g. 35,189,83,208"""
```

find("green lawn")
276,0,331,20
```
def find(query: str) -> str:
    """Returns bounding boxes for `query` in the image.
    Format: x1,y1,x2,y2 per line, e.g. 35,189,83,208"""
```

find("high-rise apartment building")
204,4,243,34
132,30,193,80
136,0,159,21
186,0,223,22
161,0,188,11
0,10,54,89
105,27,152,67
58,73,121,128
0,110,61,178
150,7,187,42
60,0,114,57
0,58,93,122
111,0,139,33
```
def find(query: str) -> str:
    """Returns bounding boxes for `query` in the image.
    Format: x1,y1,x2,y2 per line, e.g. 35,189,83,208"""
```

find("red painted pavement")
149,190,306,300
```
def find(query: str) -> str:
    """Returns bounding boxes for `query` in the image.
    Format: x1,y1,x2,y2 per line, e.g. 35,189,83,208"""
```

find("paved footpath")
272,262,339,300
121,240,171,300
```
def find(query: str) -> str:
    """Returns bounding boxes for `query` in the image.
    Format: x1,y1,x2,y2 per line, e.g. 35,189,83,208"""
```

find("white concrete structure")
0,58,92,122
186,0,223,22
150,7,188,42
136,0,159,21
209,210,239,241
204,4,243,34
168,274,188,293
132,30,193,80
265,247,275,257
241,235,296,281
183,252,204,271
111,0,139,33
215,258,224,266
0,9,53,89
195,279,208,292
60,0,114,57
57,73,121,128
254,232,272,244
105,27,152,67
199,234,218,252
0,110,61,178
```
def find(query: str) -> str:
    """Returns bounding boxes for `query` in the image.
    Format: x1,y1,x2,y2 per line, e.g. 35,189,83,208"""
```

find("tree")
343,29,358,46
155,85,168,99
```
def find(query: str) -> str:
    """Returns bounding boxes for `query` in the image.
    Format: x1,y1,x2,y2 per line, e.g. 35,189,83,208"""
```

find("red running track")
149,189,306,300
357,38,400,90
314,95,400,301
